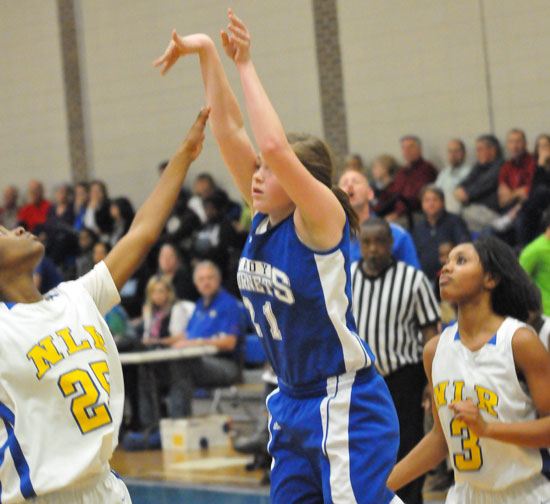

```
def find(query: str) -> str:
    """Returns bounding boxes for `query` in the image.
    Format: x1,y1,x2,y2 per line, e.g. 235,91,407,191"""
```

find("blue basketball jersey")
238,212,374,391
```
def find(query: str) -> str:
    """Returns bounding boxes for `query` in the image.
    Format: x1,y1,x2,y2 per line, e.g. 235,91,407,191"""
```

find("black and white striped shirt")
351,259,440,376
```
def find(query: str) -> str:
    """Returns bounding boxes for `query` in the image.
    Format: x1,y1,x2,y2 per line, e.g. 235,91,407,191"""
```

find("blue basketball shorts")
267,366,402,504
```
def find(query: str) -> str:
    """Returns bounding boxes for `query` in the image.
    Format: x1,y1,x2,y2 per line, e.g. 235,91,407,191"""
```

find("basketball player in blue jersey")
0,109,209,503
388,236,550,503
155,9,402,504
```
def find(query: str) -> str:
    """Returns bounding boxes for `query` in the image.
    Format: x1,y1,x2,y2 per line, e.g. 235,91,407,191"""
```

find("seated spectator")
0,185,20,229
338,168,420,268
32,225,63,294
75,227,98,278
136,275,196,428
17,180,51,231
188,173,217,224
491,129,536,240
109,197,135,247
73,182,89,231
455,134,503,233
83,180,113,240
47,184,74,228
497,129,535,211
412,185,470,283
169,261,243,417
157,242,197,301
516,134,550,246
434,139,472,213
370,154,401,218
190,191,243,291
344,153,364,173
519,208,550,316
385,136,437,228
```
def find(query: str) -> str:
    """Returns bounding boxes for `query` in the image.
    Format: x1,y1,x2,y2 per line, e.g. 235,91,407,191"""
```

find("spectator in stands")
520,208,550,316
83,180,113,240
516,134,550,246
157,242,197,301
526,283,550,353
188,172,217,224
190,190,243,291
412,185,470,283
344,153,364,172
75,227,98,278
338,168,420,268
47,183,74,228
455,134,503,233
491,129,536,238
109,197,135,247
0,185,19,229
435,139,472,213
32,224,63,294
73,181,89,231
351,217,440,504
137,275,196,428
17,180,51,231
370,154,400,218
168,260,243,418
385,136,437,228
498,129,535,211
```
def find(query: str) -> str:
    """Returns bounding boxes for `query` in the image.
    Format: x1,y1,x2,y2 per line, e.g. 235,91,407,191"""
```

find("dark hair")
543,206,550,230
286,132,360,236
359,216,392,239
534,134,550,162
90,180,109,199
476,134,503,160
112,197,135,232
472,235,533,322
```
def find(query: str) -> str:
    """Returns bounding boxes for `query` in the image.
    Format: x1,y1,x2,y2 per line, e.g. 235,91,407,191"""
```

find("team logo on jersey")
237,258,295,305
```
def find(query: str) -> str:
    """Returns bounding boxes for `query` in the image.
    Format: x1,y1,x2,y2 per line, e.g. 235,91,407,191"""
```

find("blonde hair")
287,133,359,236
143,274,175,317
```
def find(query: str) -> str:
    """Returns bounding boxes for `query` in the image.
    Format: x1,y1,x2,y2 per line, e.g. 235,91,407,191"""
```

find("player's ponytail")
287,133,359,237
473,236,533,322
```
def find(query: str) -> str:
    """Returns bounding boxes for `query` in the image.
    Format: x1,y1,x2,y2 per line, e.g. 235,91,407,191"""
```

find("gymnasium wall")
2,1,550,205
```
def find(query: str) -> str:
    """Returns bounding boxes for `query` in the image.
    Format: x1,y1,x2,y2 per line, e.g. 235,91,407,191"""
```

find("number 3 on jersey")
450,418,483,471
243,297,283,340
58,360,112,434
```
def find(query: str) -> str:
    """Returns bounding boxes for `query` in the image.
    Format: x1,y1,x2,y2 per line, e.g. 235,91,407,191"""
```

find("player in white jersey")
388,236,550,503
0,109,209,503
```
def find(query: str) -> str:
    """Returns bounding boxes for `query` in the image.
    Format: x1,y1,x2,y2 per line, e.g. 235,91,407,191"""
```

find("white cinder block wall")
2,1,550,205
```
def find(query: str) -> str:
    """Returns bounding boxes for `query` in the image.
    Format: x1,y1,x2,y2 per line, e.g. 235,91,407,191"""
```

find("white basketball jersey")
0,262,123,503
432,317,549,491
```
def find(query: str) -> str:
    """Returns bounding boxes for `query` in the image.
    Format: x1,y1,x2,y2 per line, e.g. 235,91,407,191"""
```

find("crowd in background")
1,128,549,453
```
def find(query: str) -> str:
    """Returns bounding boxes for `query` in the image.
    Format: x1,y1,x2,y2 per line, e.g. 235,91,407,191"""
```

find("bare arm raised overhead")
105,108,209,290
154,31,257,206
223,9,346,250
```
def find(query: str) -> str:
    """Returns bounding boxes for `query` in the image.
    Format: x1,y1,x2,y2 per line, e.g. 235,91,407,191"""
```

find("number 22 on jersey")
58,360,112,434
243,296,283,340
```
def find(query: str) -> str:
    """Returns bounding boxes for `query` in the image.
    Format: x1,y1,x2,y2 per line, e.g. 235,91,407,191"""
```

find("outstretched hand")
154,31,211,75
181,106,211,162
221,8,251,63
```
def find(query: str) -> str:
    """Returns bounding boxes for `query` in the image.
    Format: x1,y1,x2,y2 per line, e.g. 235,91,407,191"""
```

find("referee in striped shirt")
351,217,440,504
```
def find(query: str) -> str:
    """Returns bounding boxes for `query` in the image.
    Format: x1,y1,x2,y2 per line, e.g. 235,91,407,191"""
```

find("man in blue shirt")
171,260,244,416
338,169,420,267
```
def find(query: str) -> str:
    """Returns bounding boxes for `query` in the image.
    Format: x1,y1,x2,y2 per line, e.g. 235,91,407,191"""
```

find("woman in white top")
0,109,208,504
388,235,550,503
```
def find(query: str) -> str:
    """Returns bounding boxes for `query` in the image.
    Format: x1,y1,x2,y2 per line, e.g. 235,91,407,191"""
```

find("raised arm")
224,10,345,249
104,109,209,290
154,32,257,206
